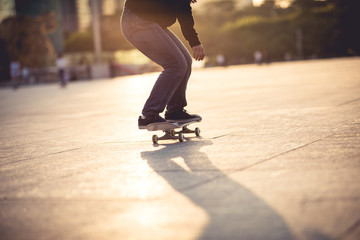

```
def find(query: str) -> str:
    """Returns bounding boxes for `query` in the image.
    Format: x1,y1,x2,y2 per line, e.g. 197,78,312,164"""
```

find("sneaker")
138,114,166,129
165,109,202,123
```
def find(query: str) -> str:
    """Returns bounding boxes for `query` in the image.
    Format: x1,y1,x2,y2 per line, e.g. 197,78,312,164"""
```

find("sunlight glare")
253,0,292,8
277,0,292,8
253,0,264,7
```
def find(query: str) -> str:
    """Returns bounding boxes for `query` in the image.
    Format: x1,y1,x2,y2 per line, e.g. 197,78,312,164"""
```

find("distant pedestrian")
10,61,21,89
22,66,29,84
79,56,91,80
121,0,205,129
284,52,292,61
254,51,262,65
216,52,227,66
56,53,68,87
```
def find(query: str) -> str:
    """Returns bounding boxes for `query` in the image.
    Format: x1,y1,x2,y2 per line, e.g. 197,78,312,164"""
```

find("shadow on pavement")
141,139,295,240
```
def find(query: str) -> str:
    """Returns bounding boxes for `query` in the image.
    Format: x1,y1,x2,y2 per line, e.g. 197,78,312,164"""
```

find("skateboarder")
121,0,205,129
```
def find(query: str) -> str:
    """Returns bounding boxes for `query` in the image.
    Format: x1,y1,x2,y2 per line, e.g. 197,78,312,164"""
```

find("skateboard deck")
146,119,201,144
146,121,179,131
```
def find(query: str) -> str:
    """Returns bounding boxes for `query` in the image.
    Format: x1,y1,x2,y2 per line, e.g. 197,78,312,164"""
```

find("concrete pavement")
0,58,359,240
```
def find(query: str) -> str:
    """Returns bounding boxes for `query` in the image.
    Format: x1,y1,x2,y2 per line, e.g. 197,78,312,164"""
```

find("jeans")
121,8,192,116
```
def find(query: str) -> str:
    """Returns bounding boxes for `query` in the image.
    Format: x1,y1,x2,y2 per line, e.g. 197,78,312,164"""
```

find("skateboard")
146,120,201,144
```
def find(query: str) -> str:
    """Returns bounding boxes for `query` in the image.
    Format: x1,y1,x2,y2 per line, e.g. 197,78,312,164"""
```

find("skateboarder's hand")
192,44,205,61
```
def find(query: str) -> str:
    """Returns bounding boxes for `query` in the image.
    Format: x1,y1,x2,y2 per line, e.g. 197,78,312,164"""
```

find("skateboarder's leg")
165,29,192,113
121,8,188,117
161,30,202,122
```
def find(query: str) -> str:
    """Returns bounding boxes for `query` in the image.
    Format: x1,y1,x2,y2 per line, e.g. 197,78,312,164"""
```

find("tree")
0,11,57,68
100,12,132,52
65,7,132,53
333,0,360,55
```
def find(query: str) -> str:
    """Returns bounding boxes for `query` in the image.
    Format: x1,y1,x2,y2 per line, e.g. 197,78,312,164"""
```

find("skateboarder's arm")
176,0,201,48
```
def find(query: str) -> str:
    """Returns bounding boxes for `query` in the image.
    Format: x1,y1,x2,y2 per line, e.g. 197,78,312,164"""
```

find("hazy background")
0,0,359,82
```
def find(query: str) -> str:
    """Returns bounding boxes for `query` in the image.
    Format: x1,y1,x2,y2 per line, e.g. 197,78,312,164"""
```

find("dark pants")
121,8,192,116
58,69,66,86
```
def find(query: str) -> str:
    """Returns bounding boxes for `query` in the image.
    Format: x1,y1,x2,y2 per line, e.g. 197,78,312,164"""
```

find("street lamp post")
91,0,102,63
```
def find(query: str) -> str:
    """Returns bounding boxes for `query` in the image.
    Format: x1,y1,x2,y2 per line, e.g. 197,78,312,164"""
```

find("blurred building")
1,0,123,53
71,0,122,32
0,0,123,81
61,0,79,35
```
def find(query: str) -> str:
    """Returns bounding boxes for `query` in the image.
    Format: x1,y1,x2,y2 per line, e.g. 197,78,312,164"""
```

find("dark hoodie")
124,0,201,47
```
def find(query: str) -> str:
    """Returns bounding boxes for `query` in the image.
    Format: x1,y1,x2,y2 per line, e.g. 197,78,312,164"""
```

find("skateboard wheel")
170,129,175,136
178,133,184,142
195,127,201,136
152,135,158,144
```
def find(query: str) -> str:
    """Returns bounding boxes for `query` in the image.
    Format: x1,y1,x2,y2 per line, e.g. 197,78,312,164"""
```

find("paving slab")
0,58,359,240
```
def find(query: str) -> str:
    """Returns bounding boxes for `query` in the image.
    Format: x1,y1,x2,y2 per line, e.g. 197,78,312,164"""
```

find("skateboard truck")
147,120,201,144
